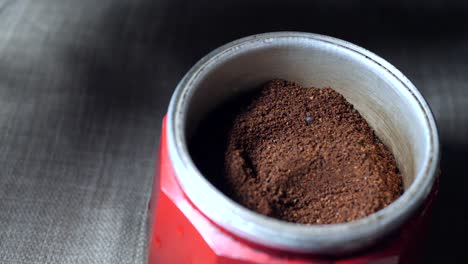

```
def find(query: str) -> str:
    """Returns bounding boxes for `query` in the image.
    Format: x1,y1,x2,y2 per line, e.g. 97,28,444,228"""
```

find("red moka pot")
148,32,440,264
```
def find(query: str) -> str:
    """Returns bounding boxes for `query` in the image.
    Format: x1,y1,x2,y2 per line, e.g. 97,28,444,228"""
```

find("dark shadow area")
166,0,468,66
423,143,468,263
62,1,185,153
64,0,468,143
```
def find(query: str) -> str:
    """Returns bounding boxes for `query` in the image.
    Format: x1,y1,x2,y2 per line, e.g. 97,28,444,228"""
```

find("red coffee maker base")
148,118,436,264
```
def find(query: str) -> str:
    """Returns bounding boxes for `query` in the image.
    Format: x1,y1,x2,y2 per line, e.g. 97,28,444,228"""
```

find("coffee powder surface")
190,79,403,224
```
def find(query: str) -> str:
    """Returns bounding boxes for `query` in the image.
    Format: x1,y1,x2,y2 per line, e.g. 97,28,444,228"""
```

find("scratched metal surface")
0,0,466,263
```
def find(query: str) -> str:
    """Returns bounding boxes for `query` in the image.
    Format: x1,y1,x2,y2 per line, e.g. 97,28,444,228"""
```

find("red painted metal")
148,117,437,264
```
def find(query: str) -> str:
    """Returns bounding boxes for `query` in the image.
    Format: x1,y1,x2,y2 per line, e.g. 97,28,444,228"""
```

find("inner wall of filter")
185,41,430,190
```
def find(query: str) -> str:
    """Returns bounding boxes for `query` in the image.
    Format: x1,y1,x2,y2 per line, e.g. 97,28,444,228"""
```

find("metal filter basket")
149,32,440,263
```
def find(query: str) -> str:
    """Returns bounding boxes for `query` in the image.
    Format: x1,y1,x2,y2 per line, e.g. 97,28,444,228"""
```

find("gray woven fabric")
0,0,466,263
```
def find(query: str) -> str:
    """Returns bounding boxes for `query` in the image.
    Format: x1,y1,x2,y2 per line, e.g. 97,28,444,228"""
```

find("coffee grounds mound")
190,79,403,224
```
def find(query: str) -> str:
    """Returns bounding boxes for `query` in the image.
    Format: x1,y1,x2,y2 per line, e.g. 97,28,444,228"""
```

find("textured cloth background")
0,0,466,263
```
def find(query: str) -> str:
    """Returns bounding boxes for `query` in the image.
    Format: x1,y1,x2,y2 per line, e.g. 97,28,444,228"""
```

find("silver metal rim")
166,32,440,254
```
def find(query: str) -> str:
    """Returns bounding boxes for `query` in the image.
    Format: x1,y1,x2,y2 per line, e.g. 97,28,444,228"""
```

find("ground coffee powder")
190,79,403,224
